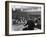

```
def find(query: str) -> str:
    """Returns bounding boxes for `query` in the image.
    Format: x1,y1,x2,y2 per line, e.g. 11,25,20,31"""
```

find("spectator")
23,17,35,30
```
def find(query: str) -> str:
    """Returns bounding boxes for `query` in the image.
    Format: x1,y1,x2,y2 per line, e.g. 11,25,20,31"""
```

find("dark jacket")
23,20,35,30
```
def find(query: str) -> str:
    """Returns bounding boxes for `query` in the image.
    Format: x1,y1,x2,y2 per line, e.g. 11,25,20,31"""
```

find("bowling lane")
12,24,25,31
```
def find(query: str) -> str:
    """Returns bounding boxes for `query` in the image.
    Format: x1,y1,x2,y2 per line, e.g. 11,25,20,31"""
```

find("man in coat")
23,17,35,30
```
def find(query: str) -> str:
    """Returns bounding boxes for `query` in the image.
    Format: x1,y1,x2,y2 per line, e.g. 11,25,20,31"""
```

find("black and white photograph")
5,1,45,36
12,5,41,31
